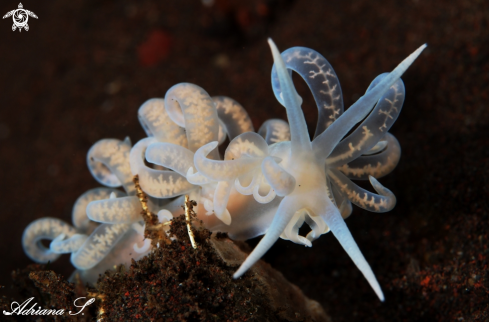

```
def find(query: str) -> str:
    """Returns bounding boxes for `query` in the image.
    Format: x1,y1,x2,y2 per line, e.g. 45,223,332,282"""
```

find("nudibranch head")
230,40,426,301
21,38,425,300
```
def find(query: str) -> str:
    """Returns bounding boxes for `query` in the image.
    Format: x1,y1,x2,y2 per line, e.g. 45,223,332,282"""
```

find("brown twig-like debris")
87,291,106,322
133,174,171,246
184,195,198,249
133,174,157,226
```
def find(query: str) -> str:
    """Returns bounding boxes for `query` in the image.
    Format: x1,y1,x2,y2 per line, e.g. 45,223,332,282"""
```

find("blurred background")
0,0,488,320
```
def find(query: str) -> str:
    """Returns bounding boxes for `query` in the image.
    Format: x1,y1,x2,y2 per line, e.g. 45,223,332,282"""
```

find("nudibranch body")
22,138,176,284
22,39,425,300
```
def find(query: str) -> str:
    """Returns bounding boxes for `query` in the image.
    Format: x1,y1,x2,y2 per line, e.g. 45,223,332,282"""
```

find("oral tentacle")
157,195,187,216
321,206,385,301
280,209,311,246
280,208,328,245
233,195,303,279
133,237,152,254
268,39,311,155
313,44,427,160
271,47,344,137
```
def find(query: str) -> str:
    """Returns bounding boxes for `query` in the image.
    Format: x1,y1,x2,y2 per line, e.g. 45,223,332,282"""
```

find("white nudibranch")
22,39,426,300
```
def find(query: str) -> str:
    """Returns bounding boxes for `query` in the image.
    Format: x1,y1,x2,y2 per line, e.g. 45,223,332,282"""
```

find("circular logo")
13,9,28,27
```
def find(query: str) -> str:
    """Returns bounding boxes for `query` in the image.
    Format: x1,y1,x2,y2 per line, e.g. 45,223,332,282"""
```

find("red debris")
137,30,172,67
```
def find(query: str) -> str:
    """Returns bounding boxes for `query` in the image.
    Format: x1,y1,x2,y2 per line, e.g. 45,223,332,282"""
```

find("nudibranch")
21,39,426,301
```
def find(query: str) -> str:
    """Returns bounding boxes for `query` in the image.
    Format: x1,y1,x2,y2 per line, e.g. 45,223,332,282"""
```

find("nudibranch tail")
268,38,311,154
313,44,427,160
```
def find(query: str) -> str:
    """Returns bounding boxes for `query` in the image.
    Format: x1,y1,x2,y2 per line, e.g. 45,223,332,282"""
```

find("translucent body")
22,40,426,298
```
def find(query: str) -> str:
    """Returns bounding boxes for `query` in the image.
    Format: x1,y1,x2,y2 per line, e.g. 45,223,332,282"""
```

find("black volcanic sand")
0,0,488,321
2,215,328,321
